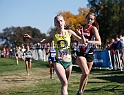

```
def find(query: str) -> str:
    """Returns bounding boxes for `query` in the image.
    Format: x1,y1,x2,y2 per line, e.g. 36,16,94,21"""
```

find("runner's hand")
77,24,83,36
24,34,31,39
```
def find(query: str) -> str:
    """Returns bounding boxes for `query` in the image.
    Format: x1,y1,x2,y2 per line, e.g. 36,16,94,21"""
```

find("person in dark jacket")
111,35,122,70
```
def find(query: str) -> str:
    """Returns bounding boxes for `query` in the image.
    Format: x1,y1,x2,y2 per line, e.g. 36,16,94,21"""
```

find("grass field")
0,58,124,95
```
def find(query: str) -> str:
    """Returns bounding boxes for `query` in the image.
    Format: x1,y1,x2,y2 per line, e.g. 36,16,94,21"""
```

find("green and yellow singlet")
54,30,71,61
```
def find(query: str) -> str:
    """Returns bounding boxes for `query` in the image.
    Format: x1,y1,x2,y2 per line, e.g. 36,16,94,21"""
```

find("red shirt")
83,25,94,40
79,25,94,53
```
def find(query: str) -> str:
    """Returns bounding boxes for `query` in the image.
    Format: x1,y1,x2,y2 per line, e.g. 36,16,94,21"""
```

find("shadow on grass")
72,66,111,73
91,69,124,83
72,66,124,83
97,76,124,83
72,65,111,73
72,66,81,73
0,63,14,66
84,84,124,94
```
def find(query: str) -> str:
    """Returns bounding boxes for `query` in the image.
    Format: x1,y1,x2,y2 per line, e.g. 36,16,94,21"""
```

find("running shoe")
50,76,53,79
76,91,82,95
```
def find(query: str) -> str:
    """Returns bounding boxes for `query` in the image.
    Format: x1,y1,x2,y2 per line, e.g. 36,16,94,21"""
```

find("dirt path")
0,68,50,90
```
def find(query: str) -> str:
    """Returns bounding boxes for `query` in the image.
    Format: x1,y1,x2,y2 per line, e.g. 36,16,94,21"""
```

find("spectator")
111,35,122,70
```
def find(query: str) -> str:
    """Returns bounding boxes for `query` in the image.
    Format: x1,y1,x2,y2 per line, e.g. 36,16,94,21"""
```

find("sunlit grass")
0,58,123,95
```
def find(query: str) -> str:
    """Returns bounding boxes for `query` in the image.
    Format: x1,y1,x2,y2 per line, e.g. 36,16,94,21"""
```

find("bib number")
51,53,56,57
58,49,69,59
25,55,32,58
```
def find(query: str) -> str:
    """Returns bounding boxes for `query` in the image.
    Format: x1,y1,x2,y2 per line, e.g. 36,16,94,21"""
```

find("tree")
47,8,90,42
0,26,46,47
59,8,89,31
88,0,124,44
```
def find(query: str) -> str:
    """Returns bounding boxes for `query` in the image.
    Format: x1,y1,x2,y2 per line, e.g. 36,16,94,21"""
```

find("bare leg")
49,61,53,79
76,56,93,93
16,56,18,64
122,57,124,70
28,62,32,68
65,65,72,80
81,62,93,92
22,56,25,61
54,63,72,95
25,61,29,75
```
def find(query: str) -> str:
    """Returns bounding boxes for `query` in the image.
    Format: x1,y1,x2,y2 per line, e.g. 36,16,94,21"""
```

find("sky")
0,0,88,34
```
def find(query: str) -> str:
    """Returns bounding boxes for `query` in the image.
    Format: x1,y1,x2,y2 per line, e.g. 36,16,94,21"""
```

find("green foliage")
59,8,89,31
88,0,124,44
1,0,124,46
0,26,47,47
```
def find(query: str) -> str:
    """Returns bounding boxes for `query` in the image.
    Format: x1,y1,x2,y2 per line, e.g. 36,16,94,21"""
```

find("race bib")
58,49,69,59
51,53,56,57
25,55,32,58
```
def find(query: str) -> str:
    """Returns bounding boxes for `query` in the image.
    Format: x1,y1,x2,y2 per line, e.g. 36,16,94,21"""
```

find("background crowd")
103,34,124,71
0,34,124,71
